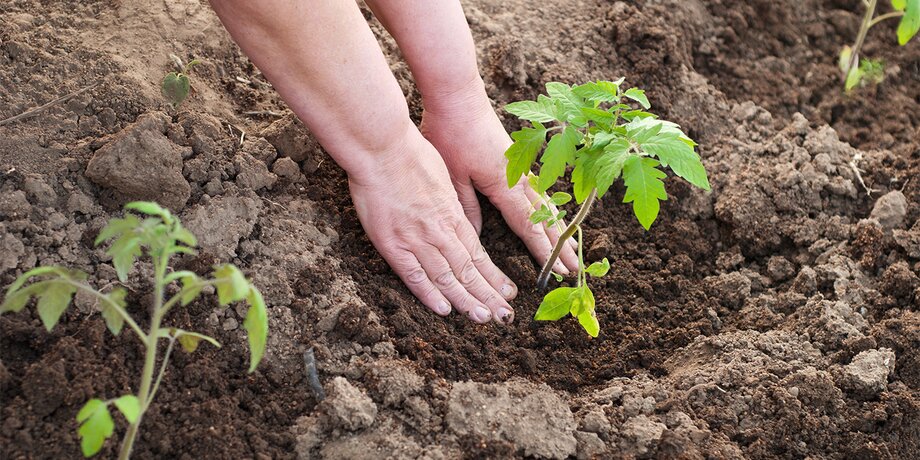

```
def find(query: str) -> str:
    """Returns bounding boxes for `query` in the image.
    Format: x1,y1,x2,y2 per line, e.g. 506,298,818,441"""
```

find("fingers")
435,230,515,324
383,249,453,317
413,242,494,324
454,222,517,300
454,179,483,235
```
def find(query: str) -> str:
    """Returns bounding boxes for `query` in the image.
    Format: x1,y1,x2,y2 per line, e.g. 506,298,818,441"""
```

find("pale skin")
209,0,579,324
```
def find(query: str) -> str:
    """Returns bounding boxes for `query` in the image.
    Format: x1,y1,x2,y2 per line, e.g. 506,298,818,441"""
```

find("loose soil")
1,0,919,459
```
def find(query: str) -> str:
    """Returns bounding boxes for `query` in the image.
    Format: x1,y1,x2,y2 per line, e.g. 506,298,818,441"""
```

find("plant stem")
146,338,176,407
537,188,597,289
118,254,169,460
576,226,585,287
844,0,878,80
869,11,904,27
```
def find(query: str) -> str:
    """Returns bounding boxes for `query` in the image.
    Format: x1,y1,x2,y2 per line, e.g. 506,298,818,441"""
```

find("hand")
348,128,518,324
420,79,580,275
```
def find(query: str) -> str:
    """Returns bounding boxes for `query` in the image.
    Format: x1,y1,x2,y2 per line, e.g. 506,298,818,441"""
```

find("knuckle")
434,270,455,289
405,267,429,286
456,258,478,284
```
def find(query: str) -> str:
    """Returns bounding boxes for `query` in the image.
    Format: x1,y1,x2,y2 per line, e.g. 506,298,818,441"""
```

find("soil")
1,0,919,459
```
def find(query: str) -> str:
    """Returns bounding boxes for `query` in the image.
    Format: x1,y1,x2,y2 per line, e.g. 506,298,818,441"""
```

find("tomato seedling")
504,79,710,336
161,57,201,108
0,202,268,459
840,0,918,90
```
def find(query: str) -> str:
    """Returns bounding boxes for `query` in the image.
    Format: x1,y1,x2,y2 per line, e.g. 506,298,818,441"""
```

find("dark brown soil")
1,0,919,459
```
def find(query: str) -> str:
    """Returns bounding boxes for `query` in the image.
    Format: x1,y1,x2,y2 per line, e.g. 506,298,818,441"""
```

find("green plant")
161,58,201,108
504,79,710,337
840,0,918,90
0,202,268,459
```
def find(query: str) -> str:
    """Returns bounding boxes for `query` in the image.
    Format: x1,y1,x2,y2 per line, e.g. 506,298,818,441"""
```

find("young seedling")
840,0,918,90
504,79,710,337
161,57,201,108
0,202,268,459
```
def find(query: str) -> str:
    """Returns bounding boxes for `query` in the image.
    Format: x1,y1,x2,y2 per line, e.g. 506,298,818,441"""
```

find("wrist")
343,121,426,188
420,74,494,120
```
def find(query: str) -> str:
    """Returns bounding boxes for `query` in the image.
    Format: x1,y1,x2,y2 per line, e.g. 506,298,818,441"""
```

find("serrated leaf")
213,265,249,306
76,399,115,457
113,395,141,424
641,132,710,190
572,151,598,204
173,329,221,353
95,215,140,246
586,258,611,277
505,98,558,122
594,139,632,197
580,107,615,124
101,287,127,336
572,81,620,103
529,205,553,224
535,287,578,321
549,192,572,206
108,235,142,282
36,281,77,331
624,88,650,109
244,287,268,372
546,82,588,122
627,121,663,144
180,274,203,306
162,72,191,108
6,267,65,294
538,126,580,192
897,0,920,45
577,310,600,337
172,225,197,247
621,109,657,121
505,125,547,188
125,201,173,224
622,156,668,230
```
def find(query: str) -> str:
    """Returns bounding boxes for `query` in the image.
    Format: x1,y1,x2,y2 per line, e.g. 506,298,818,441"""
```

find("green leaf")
621,109,657,121
552,272,564,282
36,281,77,331
6,267,65,294
538,125,580,192
94,215,140,246
549,192,572,206
585,258,611,277
172,225,197,247
213,265,249,306
624,88,650,109
572,81,620,103
1,286,34,313
504,97,558,122
108,235,142,282
534,287,578,321
547,210,567,226
113,395,141,424
529,205,553,224
845,63,863,91
546,82,588,123
172,329,221,353
641,132,710,190
894,0,907,11
124,201,173,224
580,107,616,124
572,152,598,204
839,46,853,73
179,274,203,306
505,124,548,188
569,286,595,318
101,287,128,336
244,287,268,372
162,72,191,108
897,0,920,45
76,399,115,457
594,139,632,197
577,310,600,338
622,156,668,230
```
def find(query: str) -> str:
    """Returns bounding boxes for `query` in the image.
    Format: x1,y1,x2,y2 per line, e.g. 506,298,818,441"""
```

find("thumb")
454,179,483,235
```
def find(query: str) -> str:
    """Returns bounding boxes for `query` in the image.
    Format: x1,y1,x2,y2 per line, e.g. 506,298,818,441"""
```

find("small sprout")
504,80,710,336
839,0,918,91
161,58,201,108
1,201,268,459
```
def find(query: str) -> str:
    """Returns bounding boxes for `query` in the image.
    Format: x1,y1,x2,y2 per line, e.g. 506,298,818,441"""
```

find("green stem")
844,0,878,80
537,188,598,289
65,281,146,341
869,11,904,27
146,338,176,407
118,253,169,460
576,226,585,288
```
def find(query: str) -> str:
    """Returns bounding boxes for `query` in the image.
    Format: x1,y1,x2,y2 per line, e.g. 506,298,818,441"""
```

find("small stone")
870,190,908,231
834,348,896,399
222,317,239,331
272,157,303,180
319,377,378,431
235,153,277,191
767,256,795,282
575,431,607,460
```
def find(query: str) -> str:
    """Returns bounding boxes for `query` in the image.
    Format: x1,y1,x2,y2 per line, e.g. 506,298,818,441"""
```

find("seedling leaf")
172,329,221,353
898,0,920,45
36,281,77,331
529,205,553,224
535,287,577,321
549,192,572,206
585,258,611,277
213,265,249,306
113,395,141,424
162,72,191,108
577,310,600,337
538,125,580,192
101,287,128,335
622,156,668,230
594,139,631,197
505,98,558,122
641,132,711,190
179,273,203,306
505,125,548,188
572,81,620,103
125,201,173,224
244,287,268,372
624,88,650,109
76,399,115,457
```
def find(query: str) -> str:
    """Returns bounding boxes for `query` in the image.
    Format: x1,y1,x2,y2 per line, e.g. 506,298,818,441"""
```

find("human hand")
348,128,518,324
420,79,580,275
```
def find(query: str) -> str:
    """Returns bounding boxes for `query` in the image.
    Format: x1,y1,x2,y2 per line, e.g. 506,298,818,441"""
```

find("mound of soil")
1,0,918,459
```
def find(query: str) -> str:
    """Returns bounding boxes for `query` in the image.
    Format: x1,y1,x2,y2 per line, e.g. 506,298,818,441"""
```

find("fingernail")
470,306,492,323
435,301,451,316
500,283,516,299
497,308,514,324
